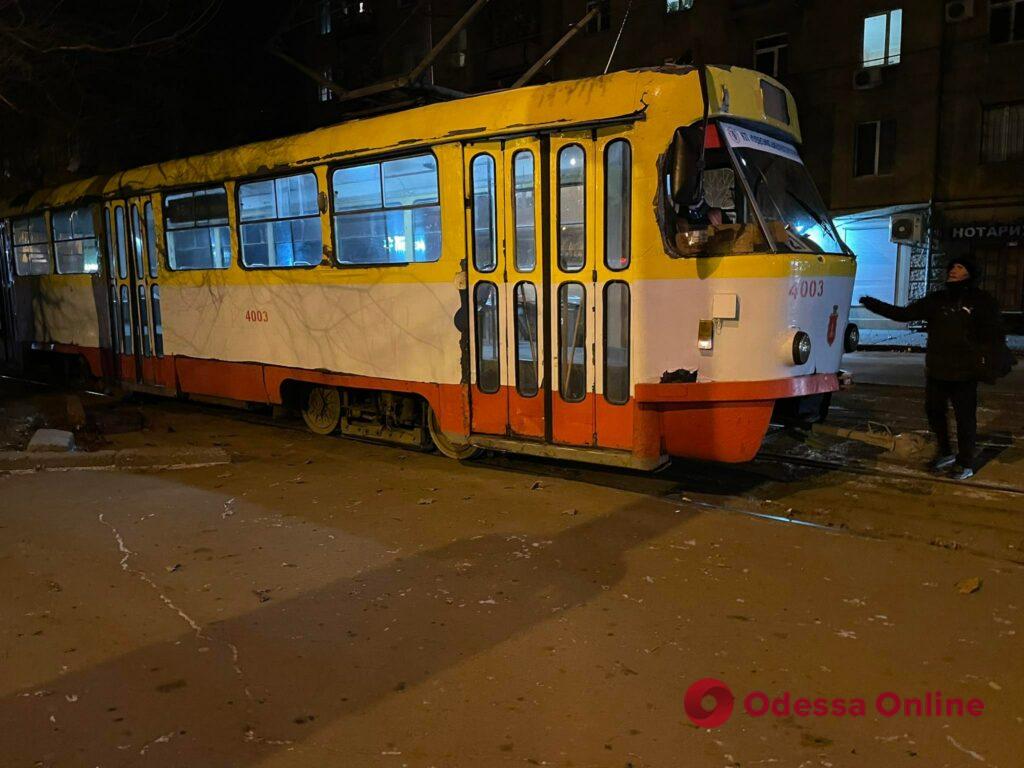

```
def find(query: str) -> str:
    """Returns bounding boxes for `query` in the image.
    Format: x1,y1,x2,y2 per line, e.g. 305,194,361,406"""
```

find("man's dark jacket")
861,285,1008,382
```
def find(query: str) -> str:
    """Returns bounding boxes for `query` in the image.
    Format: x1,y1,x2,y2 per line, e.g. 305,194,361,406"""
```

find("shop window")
981,102,1024,163
12,214,51,276
239,172,322,268
754,34,789,79
854,120,896,177
164,187,232,270
52,206,100,274
990,0,1024,43
332,154,441,265
862,9,902,67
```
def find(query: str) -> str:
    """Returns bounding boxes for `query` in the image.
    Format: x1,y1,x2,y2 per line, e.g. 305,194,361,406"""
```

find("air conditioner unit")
945,0,974,22
852,68,883,90
890,213,925,244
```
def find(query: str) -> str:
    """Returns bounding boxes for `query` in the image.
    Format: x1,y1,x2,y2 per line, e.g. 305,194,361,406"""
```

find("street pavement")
0,362,1021,767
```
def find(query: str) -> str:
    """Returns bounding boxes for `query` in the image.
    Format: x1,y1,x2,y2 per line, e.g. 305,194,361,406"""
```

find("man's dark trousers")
925,377,978,468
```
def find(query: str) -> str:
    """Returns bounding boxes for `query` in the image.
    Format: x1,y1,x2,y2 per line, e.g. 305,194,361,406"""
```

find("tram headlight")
843,323,860,353
791,331,812,365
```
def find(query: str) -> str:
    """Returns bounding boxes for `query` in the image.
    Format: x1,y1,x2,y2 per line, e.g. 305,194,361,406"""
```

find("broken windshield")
720,123,849,255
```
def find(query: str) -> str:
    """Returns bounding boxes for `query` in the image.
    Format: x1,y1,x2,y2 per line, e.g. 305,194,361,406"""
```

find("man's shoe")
929,454,956,472
948,465,975,481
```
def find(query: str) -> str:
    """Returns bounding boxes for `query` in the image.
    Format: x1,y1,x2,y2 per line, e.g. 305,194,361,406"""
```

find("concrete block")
26,429,75,453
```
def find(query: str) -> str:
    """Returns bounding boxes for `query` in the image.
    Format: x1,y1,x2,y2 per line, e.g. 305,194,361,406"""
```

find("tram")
0,65,857,469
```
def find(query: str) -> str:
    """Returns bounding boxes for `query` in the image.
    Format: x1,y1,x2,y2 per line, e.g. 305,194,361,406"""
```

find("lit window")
332,154,441,265
990,0,1024,43
862,9,902,67
557,145,586,272
854,120,896,177
163,187,232,270
239,172,322,268
666,0,694,12
981,102,1024,163
754,34,789,79
51,206,100,274
319,67,335,102
318,0,332,34
12,213,51,276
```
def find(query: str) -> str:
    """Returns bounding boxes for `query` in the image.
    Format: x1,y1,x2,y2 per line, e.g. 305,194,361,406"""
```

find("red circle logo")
684,678,735,728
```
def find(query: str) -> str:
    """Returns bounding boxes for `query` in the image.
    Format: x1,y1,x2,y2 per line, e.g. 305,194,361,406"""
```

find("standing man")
860,257,1008,480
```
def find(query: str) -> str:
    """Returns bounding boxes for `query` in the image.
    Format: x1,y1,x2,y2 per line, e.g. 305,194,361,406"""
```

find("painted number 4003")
789,279,825,300
245,309,269,323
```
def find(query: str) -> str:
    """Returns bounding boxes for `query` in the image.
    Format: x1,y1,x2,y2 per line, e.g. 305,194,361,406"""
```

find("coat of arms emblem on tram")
827,305,839,346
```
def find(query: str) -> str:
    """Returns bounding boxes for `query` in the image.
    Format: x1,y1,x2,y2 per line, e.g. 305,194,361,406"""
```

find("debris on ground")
955,576,982,595
26,429,75,453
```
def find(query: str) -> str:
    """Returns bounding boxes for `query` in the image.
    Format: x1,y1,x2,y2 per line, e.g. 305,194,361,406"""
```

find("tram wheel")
302,386,341,435
427,407,482,461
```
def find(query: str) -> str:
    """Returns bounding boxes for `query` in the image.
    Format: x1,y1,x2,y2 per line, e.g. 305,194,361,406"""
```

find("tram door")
465,133,602,446
104,197,163,386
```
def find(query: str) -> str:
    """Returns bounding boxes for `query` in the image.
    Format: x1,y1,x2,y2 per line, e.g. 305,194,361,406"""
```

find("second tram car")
0,65,857,469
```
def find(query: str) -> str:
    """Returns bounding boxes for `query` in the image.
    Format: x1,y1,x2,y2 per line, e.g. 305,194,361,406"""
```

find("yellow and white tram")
0,65,857,469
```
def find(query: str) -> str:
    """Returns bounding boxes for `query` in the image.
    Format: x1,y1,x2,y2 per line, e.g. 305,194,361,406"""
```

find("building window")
990,0,1024,43
666,0,694,12
318,0,332,34
239,172,323,268
754,34,789,79
854,120,896,176
51,206,100,274
332,153,441,265
862,9,902,67
319,68,335,102
163,187,233,270
586,0,610,33
12,214,51,276
981,102,1024,162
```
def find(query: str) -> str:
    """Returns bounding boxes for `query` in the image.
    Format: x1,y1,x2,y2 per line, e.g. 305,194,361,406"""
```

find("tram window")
119,284,132,355
131,205,145,276
332,154,441,265
145,202,159,277
603,282,630,405
105,208,116,277
51,206,100,274
604,140,631,270
12,214,51,276
151,285,164,357
137,284,152,357
512,151,536,272
558,145,586,272
164,187,232,270
470,154,497,272
514,281,539,397
114,207,128,279
239,172,322,268
474,281,500,394
558,283,587,402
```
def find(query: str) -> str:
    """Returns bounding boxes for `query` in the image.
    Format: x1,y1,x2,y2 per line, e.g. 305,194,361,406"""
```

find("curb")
0,447,231,473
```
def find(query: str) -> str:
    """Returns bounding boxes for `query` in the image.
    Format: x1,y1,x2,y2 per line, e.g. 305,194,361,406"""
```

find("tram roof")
0,65,799,218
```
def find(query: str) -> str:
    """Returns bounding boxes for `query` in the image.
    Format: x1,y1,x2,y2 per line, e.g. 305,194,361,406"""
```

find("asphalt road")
0,370,1022,767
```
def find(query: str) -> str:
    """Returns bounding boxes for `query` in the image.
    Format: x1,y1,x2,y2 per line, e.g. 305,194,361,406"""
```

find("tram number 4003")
789,279,825,300
245,309,269,323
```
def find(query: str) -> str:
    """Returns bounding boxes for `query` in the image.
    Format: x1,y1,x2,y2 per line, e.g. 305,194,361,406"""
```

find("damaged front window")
664,121,849,257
